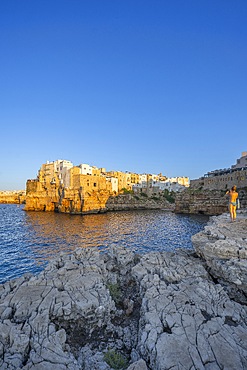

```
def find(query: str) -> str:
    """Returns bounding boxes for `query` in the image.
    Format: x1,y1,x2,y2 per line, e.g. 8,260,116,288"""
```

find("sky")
0,0,246,190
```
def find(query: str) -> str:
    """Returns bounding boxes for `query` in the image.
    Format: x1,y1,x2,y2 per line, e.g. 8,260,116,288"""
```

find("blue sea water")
0,204,209,284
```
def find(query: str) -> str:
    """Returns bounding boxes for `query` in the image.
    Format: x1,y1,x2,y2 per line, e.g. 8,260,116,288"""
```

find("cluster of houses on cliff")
23,152,247,214
35,159,189,195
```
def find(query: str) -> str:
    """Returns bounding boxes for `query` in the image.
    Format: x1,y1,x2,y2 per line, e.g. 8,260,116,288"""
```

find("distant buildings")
191,152,247,190
232,151,247,170
35,160,189,195
25,160,189,213
39,160,73,188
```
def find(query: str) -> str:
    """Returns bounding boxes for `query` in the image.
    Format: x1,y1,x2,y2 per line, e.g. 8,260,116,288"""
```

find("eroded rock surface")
0,213,247,369
133,251,247,369
192,210,247,302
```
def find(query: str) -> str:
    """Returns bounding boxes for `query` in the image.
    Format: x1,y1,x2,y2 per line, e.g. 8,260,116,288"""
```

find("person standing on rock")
226,185,239,221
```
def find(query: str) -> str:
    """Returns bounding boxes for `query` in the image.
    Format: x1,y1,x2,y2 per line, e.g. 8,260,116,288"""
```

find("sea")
0,204,209,284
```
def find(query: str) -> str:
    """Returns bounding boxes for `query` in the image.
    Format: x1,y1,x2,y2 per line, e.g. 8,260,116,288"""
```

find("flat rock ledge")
0,212,247,370
192,209,247,303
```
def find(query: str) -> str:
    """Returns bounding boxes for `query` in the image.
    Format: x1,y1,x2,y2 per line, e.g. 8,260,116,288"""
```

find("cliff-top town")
1,151,247,215
34,159,190,193
23,160,189,214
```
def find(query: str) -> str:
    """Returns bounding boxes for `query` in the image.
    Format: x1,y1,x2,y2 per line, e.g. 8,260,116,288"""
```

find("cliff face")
174,189,227,215
24,180,59,211
25,179,174,214
25,180,113,214
0,191,26,204
175,187,247,215
106,193,175,211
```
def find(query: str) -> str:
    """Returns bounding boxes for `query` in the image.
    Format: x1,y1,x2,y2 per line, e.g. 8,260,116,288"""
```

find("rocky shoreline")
0,211,247,369
0,191,26,205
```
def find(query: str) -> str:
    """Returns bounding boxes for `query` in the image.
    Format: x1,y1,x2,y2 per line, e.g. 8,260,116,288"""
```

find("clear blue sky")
1,0,246,190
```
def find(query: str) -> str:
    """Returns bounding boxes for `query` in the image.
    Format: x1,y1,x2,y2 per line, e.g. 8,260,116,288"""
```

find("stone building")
130,172,140,185
105,171,132,192
38,160,73,188
167,176,190,187
232,151,247,170
191,152,247,191
79,163,92,175
177,152,247,215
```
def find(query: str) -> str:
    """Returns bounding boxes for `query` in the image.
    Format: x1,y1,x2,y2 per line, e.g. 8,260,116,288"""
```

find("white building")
106,177,118,193
133,179,186,193
139,174,147,183
79,163,93,175
166,177,190,187
162,180,185,192
55,160,73,187
132,183,142,192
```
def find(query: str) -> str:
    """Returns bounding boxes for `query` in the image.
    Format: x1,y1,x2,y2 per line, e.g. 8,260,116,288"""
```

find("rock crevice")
0,211,247,369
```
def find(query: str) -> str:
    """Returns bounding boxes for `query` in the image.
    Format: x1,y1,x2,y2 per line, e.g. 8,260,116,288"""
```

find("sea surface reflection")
0,204,209,283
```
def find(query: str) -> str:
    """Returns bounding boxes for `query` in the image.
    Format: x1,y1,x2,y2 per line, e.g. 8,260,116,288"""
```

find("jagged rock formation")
25,177,174,215
106,193,174,212
25,181,174,214
0,191,26,204
25,180,112,213
175,188,229,215
1,212,247,369
192,210,247,303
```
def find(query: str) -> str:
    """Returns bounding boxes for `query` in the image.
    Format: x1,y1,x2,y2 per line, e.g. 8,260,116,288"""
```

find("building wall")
139,174,147,183
166,177,190,187
38,160,73,188
39,162,56,185
130,173,139,184
79,163,92,175
92,166,101,176
70,167,81,187
190,152,247,191
58,161,73,187
231,152,247,170
26,180,42,193
105,171,132,192
72,174,112,192
202,168,247,190
107,177,118,193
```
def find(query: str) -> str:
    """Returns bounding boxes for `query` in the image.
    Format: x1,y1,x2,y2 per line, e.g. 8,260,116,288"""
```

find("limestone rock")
192,210,247,299
175,188,228,215
1,214,247,369
127,359,148,370
0,191,26,204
